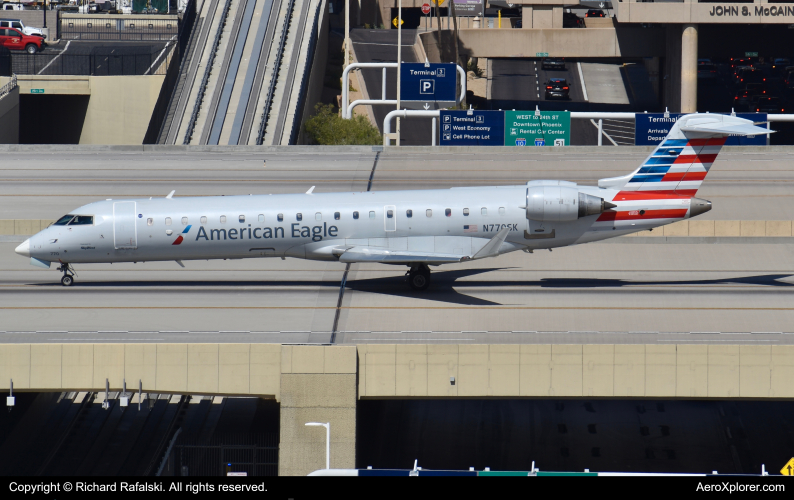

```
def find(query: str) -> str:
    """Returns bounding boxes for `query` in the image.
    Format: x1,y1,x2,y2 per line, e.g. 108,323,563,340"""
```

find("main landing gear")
57,263,76,286
406,264,431,291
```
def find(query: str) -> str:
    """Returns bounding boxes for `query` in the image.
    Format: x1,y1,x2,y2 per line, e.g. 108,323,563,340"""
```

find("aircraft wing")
338,248,467,264
337,228,512,264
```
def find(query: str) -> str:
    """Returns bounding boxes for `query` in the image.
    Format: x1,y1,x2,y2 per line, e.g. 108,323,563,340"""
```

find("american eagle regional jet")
14,114,771,290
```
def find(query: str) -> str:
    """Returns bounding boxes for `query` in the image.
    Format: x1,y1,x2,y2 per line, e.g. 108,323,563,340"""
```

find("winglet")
472,227,510,260
306,186,315,194
175,260,185,268
166,190,176,199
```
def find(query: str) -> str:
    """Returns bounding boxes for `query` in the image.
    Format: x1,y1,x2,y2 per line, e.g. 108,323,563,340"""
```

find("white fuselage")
21,184,695,266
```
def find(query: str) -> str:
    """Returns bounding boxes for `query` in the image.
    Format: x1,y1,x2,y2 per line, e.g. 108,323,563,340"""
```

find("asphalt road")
0,148,793,344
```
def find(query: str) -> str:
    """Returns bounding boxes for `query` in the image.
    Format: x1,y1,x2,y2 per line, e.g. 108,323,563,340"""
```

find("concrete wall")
297,0,330,145
419,24,667,59
0,86,19,144
357,344,794,399
12,75,164,144
279,346,357,475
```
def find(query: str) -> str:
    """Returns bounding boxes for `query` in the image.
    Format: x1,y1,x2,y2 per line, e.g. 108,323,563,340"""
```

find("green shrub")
304,103,381,145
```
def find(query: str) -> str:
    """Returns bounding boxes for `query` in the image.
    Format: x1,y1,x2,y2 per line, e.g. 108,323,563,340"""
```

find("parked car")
754,96,785,113
542,57,565,70
585,9,605,17
1,3,24,10
544,78,569,100
0,27,44,53
0,19,44,38
697,63,718,81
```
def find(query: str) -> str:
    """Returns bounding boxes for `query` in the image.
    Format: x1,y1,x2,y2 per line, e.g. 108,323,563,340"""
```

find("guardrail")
60,16,181,41
383,109,794,146
13,51,171,76
0,74,17,99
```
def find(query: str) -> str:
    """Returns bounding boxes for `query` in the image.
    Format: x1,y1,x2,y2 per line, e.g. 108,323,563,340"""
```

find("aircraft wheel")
408,271,430,291
61,275,74,287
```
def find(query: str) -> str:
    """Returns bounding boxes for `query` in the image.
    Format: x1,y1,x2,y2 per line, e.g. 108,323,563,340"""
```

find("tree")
304,103,382,145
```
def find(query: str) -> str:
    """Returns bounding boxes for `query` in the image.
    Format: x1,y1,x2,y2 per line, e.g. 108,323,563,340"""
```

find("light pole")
305,422,330,469
396,0,402,145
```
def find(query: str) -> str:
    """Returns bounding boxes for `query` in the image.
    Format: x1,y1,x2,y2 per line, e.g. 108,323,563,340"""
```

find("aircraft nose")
15,238,30,257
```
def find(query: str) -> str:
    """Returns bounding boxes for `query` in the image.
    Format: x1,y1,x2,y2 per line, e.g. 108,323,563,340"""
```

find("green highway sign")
504,110,570,146
30,89,44,94
745,52,758,57
536,52,549,57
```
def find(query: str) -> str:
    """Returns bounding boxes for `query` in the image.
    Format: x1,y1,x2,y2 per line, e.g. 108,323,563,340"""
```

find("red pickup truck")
0,27,44,53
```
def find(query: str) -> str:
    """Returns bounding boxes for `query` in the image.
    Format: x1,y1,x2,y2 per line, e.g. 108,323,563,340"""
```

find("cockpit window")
70,215,93,225
54,215,75,225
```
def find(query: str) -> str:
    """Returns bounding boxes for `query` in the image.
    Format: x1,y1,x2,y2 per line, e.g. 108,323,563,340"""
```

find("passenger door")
5,28,22,50
113,201,138,249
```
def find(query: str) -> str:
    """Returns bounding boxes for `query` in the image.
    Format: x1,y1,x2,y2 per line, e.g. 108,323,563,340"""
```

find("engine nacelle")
526,186,612,222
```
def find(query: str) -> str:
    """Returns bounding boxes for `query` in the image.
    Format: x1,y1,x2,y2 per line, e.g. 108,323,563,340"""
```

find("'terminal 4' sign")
400,63,457,109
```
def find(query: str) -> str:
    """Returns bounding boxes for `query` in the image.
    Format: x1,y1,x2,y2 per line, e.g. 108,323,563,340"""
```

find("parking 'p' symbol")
420,79,434,94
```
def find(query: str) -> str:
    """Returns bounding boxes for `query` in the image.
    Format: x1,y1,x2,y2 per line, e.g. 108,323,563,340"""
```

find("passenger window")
481,208,487,216
499,207,506,215
315,212,322,221
258,214,264,222
165,217,172,225
334,212,340,220
296,213,302,221
406,209,412,218
445,208,451,217
426,209,432,217
463,208,470,216
387,209,394,219
353,211,359,220
147,218,153,226
220,215,226,223
239,215,245,223
200,216,207,224
369,211,375,219
182,217,188,225
277,213,284,222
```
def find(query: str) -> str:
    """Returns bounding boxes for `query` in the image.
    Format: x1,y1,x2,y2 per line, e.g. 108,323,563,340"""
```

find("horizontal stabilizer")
680,121,773,136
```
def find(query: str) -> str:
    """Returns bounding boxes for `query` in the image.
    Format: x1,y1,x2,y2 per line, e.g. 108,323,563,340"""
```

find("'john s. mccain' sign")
708,4,794,17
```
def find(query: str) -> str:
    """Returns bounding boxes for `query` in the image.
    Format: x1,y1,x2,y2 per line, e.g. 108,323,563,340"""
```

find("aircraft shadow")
35,271,794,307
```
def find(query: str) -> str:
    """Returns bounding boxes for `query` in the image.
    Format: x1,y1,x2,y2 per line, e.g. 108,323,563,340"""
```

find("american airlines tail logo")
172,225,192,245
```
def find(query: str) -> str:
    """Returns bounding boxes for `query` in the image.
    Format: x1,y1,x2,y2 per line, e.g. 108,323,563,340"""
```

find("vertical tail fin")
599,114,772,198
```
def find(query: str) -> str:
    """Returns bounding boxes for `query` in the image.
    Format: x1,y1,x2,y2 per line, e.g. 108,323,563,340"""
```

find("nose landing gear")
57,263,76,286
406,264,431,291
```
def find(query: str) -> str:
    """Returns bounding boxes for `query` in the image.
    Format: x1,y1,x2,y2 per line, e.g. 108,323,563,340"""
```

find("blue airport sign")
400,63,457,108
439,110,505,146
635,113,768,146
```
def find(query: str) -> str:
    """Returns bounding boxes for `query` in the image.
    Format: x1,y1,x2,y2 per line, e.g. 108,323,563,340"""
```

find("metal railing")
383,109,794,146
12,51,172,76
0,74,17,99
60,16,181,41
172,434,279,476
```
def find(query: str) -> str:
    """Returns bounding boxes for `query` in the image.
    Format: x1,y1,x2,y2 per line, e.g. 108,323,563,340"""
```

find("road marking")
144,36,177,75
577,62,588,101
37,40,71,75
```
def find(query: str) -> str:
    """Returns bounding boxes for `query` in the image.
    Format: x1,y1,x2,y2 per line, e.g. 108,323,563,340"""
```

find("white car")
0,19,44,38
